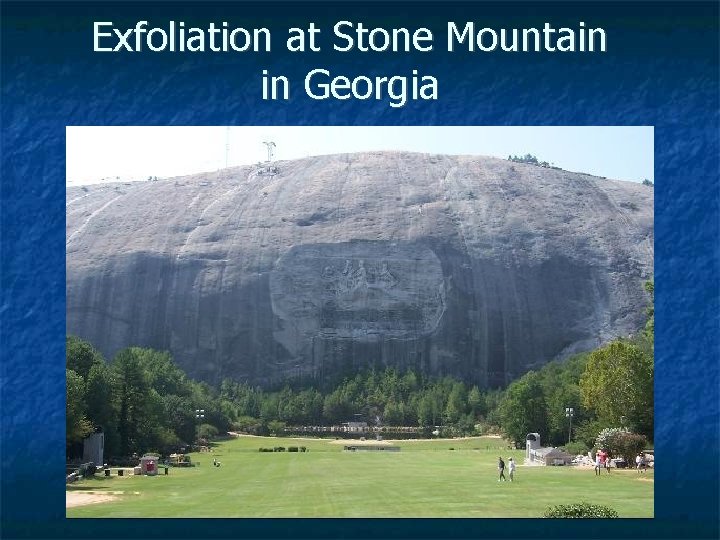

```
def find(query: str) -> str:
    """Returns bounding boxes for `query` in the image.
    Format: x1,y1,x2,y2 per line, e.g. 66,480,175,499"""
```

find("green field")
67,435,653,518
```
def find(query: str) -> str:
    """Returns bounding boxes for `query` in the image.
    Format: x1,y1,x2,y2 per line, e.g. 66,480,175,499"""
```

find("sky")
66,126,653,186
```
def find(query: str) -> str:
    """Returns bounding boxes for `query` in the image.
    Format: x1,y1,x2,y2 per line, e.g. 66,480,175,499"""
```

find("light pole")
195,409,205,440
565,407,574,444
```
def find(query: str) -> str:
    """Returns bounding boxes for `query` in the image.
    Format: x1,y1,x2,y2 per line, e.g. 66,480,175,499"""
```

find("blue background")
1,1,718,538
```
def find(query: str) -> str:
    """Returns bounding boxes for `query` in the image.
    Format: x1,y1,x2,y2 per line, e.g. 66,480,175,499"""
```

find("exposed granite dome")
67,151,653,387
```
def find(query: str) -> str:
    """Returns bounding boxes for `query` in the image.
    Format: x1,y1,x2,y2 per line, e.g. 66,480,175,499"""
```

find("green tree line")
218,369,504,437
68,280,653,459
66,341,230,459
498,280,654,451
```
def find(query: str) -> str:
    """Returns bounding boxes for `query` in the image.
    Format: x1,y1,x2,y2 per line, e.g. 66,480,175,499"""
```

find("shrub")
614,432,647,462
562,441,588,456
300,447,307,452
595,427,627,457
288,446,299,452
544,502,619,518
196,423,219,441
233,416,264,435
596,428,647,460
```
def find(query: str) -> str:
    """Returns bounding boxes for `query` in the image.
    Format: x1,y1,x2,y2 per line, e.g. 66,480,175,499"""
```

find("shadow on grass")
66,476,117,491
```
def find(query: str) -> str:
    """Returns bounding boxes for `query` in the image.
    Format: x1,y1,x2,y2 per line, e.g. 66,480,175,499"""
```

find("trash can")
164,467,169,475
104,468,110,477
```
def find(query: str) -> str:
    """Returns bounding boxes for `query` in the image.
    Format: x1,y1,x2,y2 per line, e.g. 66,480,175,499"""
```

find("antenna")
263,141,276,163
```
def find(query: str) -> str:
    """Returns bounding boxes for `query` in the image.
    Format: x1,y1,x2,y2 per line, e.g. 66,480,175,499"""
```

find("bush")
562,441,588,456
196,423,219,441
233,416,264,435
616,432,647,462
595,428,647,460
288,446,299,452
544,502,619,518
595,427,627,456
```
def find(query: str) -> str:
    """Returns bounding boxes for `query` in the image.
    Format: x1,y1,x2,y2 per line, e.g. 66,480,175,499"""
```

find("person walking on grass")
594,451,602,476
498,457,506,482
599,449,611,474
636,453,646,473
508,457,516,482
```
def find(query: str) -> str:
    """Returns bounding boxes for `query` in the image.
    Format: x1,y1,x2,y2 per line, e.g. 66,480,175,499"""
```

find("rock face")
66,152,654,387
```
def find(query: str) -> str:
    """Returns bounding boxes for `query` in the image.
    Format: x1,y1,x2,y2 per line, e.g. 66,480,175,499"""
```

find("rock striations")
66,152,654,387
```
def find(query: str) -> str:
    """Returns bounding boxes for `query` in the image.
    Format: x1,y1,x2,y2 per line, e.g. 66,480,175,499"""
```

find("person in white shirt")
508,457,516,481
636,453,646,473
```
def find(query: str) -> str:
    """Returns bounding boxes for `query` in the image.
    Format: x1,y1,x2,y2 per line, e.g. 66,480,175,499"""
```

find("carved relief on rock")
270,242,446,353
322,258,399,297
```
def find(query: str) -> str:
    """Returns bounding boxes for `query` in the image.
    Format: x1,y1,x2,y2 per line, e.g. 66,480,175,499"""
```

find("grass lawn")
67,435,653,518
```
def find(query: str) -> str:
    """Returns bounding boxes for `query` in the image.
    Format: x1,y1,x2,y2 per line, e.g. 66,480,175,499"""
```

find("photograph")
65,126,654,518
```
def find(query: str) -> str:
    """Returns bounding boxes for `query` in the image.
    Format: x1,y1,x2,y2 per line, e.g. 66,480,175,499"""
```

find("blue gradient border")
1,1,718,539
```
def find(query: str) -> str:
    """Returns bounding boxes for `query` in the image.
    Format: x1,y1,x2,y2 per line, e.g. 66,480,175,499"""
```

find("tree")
456,413,477,435
383,400,405,426
112,348,152,455
135,348,192,397
467,386,484,417
544,384,584,446
66,336,104,379
574,418,613,450
443,383,466,424
66,369,92,444
154,427,181,451
66,339,236,457
161,394,196,445
580,341,653,438
322,390,351,424
498,372,548,444
400,371,419,395
85,362,119,456
196,423,220,441
267,420,286,436
416,395,438,428
297,389,324,424
643,280,654,340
